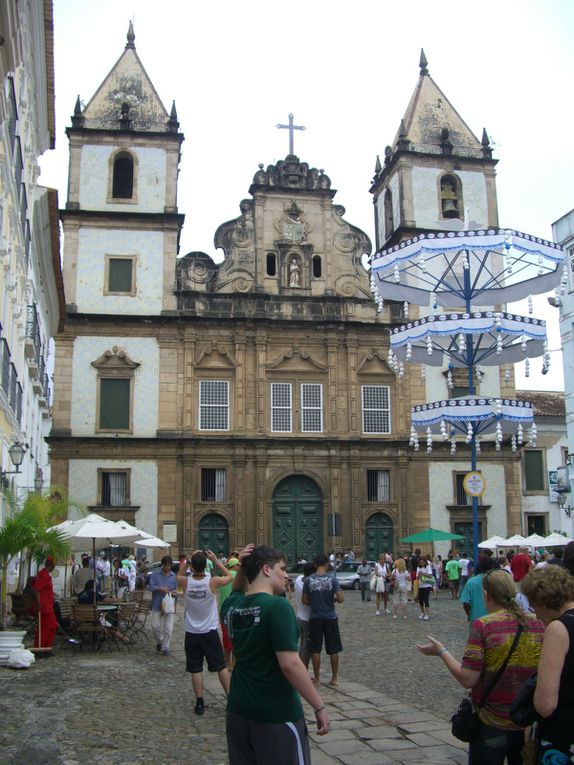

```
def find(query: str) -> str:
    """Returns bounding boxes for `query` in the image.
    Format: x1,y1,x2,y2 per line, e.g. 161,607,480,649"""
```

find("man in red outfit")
32,556,58,653
510,546,533,583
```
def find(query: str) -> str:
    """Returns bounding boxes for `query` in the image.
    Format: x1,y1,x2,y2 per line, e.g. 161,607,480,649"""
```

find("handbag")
369,572,378,591
509,673,538,727
162,592,175,614
451,625,524,743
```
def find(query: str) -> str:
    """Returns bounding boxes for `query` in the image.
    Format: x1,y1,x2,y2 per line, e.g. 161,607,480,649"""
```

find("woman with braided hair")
417,569,544,764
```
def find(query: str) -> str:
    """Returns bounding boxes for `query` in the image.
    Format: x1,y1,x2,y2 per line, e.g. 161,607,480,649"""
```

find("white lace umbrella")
477,535,507,549
524,533,548,547
543,533,573,547
499,534,527,547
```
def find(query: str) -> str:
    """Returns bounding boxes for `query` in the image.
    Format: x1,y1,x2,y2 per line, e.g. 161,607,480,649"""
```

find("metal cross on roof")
276,113,306,155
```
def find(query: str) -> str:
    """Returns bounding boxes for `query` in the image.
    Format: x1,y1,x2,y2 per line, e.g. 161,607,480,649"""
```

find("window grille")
201,468,227,501
101,471,128,505
367,470,390,501
362,385,390,434
199,381,229,430
301,383,322,432
271,383,292,432
455,474,470,505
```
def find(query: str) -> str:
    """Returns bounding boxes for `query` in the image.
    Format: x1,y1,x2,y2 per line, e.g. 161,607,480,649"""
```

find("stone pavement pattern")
0,590,470,764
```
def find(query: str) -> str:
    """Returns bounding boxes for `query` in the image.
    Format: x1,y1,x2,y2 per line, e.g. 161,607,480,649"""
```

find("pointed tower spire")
126,20,135,49
167,100,179,132
397,119,410,151
419,48,429,76
71,94,85,127
481,127,492,158
374,155,382,174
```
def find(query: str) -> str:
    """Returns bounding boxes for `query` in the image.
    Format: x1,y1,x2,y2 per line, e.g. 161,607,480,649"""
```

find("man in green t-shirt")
445,555,462,599
221,545,330,765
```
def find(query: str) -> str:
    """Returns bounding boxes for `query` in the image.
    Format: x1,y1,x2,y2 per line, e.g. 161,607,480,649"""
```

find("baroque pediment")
266,347,327,371
194,343,237,368
357,351,393,374
91,346,140,370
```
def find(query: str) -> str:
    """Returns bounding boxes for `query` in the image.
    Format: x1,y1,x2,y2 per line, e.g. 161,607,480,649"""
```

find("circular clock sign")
463,471,486,497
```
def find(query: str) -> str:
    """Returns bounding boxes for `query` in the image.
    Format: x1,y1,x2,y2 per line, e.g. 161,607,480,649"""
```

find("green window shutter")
108,259,133,292
100,378,130,429
524,450,545,491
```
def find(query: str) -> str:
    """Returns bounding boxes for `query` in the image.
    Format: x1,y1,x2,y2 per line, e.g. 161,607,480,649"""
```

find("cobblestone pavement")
0,588,470,765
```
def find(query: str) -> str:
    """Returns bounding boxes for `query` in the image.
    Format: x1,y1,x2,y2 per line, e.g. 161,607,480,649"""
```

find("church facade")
49,33,521,559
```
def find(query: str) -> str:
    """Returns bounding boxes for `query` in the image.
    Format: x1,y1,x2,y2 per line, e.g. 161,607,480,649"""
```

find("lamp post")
1,441,28,488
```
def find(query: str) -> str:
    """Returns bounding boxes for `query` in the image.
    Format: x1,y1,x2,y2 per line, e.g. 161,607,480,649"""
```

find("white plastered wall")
412,168,489,230
70,336,159,436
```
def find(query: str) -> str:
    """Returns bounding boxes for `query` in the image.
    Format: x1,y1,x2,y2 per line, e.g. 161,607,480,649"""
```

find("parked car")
334,562,360,589
144,560,180,586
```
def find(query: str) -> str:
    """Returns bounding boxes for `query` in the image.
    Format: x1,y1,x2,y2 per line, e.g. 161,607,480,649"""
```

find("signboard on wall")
548,470,559,503
163,523,178,544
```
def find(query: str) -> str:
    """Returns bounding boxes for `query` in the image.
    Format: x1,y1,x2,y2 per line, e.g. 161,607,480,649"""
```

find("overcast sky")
39,0,573,391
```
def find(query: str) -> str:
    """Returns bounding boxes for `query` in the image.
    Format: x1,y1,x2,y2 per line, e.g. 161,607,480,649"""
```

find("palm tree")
0,489,77,630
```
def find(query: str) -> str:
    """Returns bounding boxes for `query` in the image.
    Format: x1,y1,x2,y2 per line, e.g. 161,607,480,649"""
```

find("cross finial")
276,113,306,155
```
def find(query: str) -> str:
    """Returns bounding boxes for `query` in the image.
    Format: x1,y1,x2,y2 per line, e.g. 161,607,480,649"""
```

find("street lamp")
1,441,28,487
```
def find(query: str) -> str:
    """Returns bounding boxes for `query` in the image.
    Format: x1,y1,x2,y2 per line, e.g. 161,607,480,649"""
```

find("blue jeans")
359,581,371,601
468,721,524,765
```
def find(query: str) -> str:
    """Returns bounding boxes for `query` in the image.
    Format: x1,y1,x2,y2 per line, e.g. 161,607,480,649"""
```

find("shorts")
226,711,311,765
418,586,431,607
307,618,343,655
185,629,226,673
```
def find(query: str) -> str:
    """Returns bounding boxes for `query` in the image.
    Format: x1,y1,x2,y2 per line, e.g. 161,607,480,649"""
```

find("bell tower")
60,23,184,316
370,50,499,251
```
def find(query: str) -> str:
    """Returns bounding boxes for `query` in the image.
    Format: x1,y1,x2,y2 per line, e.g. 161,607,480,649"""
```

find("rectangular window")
455,474,470,505
105,256,135,295
199,380,229,431
301,383,322,432
367,470,390,501
201,468,227,501
362,385,390,434
99,378,130,430
271,383,292,432
524,449,545,492
1,340,10,396
101,471,129,506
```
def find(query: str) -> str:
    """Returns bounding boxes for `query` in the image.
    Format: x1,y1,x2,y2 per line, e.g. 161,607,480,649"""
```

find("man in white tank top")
176,550,233,714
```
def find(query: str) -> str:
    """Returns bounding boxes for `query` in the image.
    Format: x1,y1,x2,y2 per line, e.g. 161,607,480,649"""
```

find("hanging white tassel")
403,301,409,319
398,361,405,378
450,437,456,455
475,365,483,383
504,366,511,383
496,335,503,355
525,358,530,378
495,421,503,451
394,264,400,283
528,422,538,447
537,254,544,277
521,334,527,352
517,423,524,446
406,341,412,361
426,426,433,453
495,399,503,416
462,250,470,270
475,436,481,455
409,425,417,448
419,254,426,273
458,333,466,352
447,369,453,389
527,295,533,315
440,419,448,441
511,434,517,453
427,335,433,356
430,291,438,310
465,422,473,445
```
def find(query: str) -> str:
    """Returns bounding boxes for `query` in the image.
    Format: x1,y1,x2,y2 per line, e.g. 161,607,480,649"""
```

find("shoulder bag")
162,592,175,614
509,672,538,727
451,625,524,743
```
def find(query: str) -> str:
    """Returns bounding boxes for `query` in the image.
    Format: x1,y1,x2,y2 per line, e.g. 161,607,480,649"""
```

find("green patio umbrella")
400,528,464,544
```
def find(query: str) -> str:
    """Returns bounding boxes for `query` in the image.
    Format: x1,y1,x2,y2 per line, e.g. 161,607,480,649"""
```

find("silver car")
334,562,360,589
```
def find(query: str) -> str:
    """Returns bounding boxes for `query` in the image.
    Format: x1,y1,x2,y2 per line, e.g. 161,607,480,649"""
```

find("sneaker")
423,615,429,620
194,698,205,715
392,615,397,620
162,648,169,656
375,610,380,615
385,609,391,614
156,643,162,652
418,614,425,619
403,616,408,620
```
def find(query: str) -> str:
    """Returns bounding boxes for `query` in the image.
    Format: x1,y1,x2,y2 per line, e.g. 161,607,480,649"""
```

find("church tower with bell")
370,50,499,252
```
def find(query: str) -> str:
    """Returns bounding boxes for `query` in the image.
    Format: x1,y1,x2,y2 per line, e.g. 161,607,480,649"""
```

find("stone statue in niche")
289,258,300,287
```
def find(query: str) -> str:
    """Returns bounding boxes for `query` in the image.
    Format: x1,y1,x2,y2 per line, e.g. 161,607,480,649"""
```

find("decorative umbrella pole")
370,229,565,562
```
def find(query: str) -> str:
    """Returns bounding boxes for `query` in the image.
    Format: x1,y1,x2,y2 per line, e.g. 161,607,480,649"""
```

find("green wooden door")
197,513,229,554
273,476,323,563
365,513,394,560
453,521,482,557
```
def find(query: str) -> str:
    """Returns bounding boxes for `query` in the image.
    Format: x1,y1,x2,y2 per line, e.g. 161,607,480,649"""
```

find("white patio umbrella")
49,514,148,603
543,532,574,547
133,536,170,549
524,533,548,547
478,535,507,550
500,534,526,547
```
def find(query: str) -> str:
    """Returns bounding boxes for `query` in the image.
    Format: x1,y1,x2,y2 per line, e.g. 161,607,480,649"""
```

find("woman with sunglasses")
416,569,544,764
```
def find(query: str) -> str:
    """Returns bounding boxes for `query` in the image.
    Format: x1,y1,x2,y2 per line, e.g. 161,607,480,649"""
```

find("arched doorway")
365,512,394,560
197,513,229,555
272,476,323,563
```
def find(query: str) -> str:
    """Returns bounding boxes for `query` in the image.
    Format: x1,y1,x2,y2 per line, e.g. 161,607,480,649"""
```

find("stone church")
49,32,521,559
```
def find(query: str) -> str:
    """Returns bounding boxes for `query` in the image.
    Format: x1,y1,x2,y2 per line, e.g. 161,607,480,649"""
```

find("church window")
362,385,391,434
367,470,390,501
98,378,131,431
312,256,322,278
271,383,292,432
523,450,545,493
384,189,394,239
301,383,322,432
440,174,463,219
105,256,136,295
201,468,227,501
199,380,229,431
112,152,135,199
454,473,470,505
100,470,130,506
266,253,277,276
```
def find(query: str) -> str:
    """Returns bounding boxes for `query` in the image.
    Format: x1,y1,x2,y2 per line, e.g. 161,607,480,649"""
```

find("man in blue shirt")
460,556,494,627
148,555,178,655
302,554,344,687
